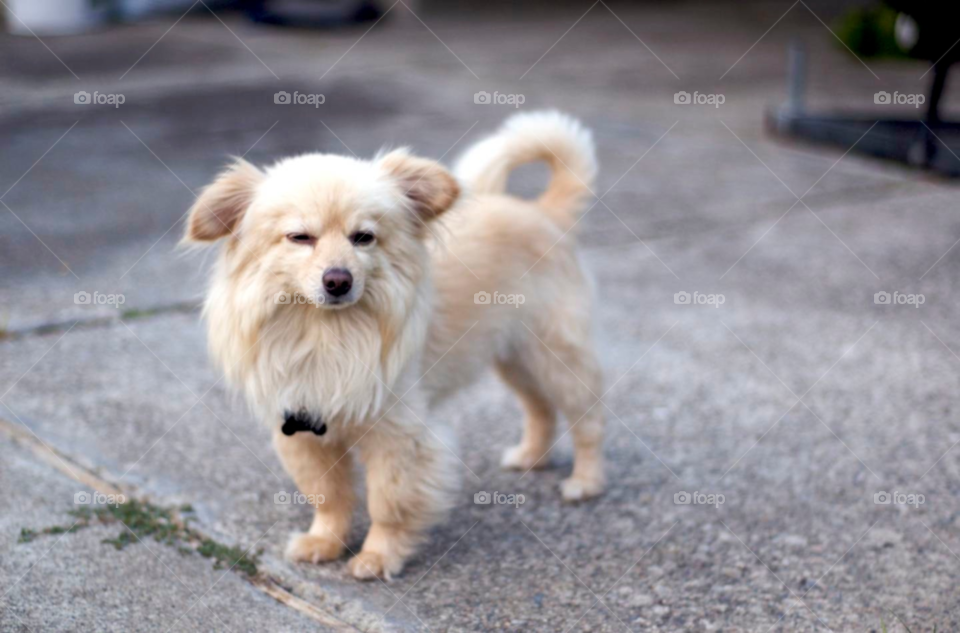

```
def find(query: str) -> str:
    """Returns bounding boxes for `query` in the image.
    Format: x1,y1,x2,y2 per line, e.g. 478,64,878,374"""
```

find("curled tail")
454,111,597,231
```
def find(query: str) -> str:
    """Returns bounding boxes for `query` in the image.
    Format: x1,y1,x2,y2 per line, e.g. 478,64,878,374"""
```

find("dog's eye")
287,233,315,244
350,231,375,246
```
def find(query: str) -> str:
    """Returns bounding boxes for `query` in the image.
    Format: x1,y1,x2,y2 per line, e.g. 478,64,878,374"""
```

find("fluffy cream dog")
184,111,605,580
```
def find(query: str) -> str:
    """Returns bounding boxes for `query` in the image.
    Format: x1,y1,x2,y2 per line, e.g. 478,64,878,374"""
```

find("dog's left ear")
379,150,459,222
183,158,264,244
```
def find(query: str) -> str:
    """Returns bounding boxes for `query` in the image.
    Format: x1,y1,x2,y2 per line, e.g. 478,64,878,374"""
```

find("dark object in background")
885,1,960,67
834,4,907,60
769,2,960,177
885,1,960,128
243,0,383,28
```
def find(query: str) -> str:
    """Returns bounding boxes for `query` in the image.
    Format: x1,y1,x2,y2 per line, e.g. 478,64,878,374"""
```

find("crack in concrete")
0,415,364,633
1,300,202,342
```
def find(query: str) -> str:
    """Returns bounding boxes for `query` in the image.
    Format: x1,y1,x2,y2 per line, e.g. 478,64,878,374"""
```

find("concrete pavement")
2,1,960,630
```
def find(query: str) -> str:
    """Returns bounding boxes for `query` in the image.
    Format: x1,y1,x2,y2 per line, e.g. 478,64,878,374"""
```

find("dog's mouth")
317,292,359,309
278,291,361,310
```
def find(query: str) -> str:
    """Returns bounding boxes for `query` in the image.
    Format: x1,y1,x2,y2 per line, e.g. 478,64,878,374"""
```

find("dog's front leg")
348,410,460,580
274,430,355,564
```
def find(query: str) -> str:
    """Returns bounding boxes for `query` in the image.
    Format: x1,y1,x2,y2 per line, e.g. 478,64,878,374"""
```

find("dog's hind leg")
496,357,558,472
274,431,355,564
557,379,605,502
522,319,606,502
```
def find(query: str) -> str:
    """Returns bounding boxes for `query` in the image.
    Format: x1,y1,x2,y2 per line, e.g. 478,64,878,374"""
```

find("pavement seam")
0,170,910,344
0,415,366,633
0,300,201,342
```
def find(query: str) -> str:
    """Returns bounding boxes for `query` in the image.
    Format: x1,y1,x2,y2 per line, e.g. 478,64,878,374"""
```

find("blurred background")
2,0,958,330
2,1,960,631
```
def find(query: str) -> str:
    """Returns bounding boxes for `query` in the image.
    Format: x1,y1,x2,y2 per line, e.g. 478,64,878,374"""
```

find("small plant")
19,498,261,577
120,308,153,320
835,5,909,60
18,511,94,543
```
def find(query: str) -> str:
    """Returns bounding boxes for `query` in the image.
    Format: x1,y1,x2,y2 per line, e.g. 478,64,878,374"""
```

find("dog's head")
183,150,459,310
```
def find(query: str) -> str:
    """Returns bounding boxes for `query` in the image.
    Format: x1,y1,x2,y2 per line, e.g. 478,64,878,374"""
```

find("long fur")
454,110,597,230
186,111,606,580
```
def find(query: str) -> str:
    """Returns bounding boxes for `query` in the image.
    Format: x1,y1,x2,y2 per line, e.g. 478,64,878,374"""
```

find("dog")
183,111,605,580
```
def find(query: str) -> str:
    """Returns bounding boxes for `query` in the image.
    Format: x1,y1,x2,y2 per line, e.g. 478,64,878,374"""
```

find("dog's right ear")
378,149,459,223
183,159,264,243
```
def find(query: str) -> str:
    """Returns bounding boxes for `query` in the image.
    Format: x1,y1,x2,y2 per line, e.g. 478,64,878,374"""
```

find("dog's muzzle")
282,409,327,436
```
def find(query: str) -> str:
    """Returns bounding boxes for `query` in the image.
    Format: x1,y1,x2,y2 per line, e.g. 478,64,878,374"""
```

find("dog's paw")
560,475,605,502
347,551,402,581
500,444,549,471
285,533,344,564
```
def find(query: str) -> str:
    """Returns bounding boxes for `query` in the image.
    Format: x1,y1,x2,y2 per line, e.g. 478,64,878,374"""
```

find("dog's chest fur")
211,288,433,435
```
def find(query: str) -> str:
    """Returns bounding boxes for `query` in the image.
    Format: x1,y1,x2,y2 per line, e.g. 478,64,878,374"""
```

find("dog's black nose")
322,268,353,297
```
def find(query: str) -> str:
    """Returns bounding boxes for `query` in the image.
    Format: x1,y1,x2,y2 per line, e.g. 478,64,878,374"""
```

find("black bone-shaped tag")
282,409,327,436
